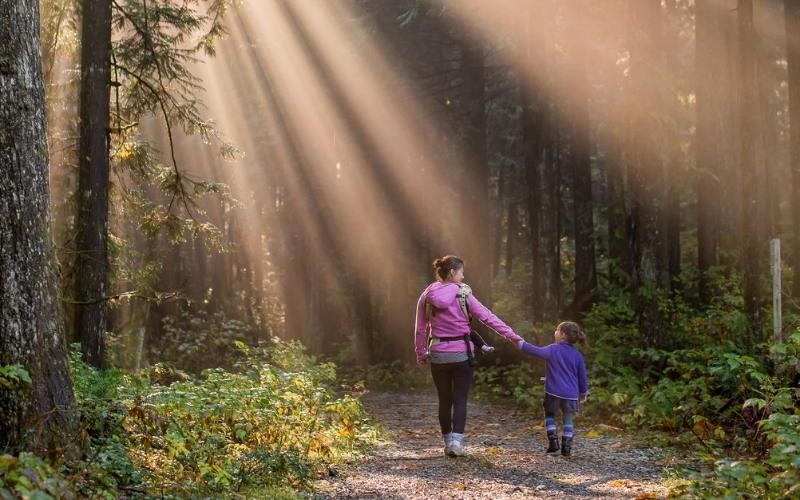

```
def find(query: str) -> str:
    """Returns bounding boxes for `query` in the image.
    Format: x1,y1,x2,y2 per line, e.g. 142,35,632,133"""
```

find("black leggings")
430,360,474,434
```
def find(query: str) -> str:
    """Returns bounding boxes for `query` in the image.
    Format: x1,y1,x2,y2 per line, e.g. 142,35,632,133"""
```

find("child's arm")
516,340,553,359
577,356,589,401
467,295,522,343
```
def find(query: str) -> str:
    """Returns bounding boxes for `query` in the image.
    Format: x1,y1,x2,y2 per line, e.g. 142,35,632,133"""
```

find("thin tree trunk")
738,0,763,340
506,202,518,277
786,0,800,298
460,37,491,302
0,0,77,450
695,0,722,303
629,0,668,348
566,3,597,315
74,0,112,368
494,169,506,277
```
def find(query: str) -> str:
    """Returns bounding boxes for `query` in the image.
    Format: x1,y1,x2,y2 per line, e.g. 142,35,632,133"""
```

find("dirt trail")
314,390,669,499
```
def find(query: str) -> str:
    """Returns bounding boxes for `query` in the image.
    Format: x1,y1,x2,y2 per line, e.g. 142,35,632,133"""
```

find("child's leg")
561,412,575,457
544,412,560,452
562,412,574,439
542,394,560,452
544,412,558,439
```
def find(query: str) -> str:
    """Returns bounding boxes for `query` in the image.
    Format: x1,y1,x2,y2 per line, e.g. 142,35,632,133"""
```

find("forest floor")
314,390,673,499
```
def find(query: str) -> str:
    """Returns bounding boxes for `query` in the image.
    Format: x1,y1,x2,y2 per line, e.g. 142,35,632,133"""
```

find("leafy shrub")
0,452,74,499
61,338,376,497
156,308,259,372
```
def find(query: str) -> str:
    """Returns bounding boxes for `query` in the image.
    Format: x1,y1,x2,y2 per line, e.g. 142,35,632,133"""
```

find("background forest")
1,0,799,497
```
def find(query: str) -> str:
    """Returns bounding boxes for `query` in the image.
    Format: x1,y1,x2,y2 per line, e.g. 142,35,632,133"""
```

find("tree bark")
566,2,597,315
460,37,491,302
738,0,763,340
74,0,112,368
0,0,76,450
628,0,668,348
786,0,800,298
695,0,723,303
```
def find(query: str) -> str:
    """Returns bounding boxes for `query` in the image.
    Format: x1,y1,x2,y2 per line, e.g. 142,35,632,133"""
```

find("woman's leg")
430,362,455,434
450,361,474,434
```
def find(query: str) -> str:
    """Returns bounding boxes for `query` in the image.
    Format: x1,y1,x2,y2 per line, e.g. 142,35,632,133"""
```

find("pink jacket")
414,281,522,363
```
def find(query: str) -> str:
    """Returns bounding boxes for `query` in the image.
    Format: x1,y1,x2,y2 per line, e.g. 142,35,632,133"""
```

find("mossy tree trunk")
0,0,76,451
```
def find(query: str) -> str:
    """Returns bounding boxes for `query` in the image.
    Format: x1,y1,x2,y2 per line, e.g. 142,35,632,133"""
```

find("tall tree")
74,0,113,369
460,35,491,301
628,0,668,348
787,0,800,299
738,0,763,339
565,0,597,314
0,0,76,449
695,0,723,303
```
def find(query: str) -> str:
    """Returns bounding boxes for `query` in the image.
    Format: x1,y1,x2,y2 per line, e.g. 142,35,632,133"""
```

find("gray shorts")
543,393,580,414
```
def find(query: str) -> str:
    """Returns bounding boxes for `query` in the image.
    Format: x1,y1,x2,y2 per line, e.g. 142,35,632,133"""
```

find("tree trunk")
738,0,763,340
74,0,112,369
786,0,800,298
695,0,723,303
566,3,597,315
506,202,518,277
0,0,76,450
460,38,491,302
629,0,668,349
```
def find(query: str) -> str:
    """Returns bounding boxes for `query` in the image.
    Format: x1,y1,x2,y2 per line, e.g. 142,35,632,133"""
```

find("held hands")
516,339,525,349
580,393,588,403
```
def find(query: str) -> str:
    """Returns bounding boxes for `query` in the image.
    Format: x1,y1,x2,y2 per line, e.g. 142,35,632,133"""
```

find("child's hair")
433,255,464,281
557,321,587,345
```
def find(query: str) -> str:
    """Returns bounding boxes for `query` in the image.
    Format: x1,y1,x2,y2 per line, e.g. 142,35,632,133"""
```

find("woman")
414,255,522,456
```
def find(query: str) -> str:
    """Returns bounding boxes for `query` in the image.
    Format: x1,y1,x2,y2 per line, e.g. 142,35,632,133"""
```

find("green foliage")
0,365,31,389
472,362,544,409
42,339,376,497
362,361,429,391
156,308,257,372
0,453,74,499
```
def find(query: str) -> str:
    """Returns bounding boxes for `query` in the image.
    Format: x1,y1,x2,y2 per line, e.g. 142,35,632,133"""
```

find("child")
517,321,588,457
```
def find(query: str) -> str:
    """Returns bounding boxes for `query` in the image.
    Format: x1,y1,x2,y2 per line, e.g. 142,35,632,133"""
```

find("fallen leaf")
608,479,633,488
584,429,601,438
486,447,500,456
635,493,658,500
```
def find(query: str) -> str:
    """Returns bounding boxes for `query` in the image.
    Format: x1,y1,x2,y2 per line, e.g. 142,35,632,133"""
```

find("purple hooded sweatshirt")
414,282,523,363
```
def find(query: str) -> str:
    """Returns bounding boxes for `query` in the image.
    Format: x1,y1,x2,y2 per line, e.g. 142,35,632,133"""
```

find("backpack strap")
457,284,473,322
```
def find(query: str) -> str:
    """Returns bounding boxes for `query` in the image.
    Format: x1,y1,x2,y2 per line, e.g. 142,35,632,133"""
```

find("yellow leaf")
455,482,466,491
584,429,601,438
486,447,500,456
635,493,658,500
608,479,633,488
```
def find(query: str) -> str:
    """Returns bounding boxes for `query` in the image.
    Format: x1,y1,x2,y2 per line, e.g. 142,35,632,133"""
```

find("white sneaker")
448,433,467,457
481,345,495,353
443,433,453,456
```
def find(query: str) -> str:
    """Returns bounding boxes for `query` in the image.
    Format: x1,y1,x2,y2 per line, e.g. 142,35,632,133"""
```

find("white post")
771,238,782,341
134,327,145,372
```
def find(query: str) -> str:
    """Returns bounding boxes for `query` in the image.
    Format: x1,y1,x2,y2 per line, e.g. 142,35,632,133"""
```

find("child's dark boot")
546,433,560,453
561,436,573,457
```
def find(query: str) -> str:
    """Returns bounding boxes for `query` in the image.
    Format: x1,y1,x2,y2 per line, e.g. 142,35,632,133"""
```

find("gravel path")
314,390,669,499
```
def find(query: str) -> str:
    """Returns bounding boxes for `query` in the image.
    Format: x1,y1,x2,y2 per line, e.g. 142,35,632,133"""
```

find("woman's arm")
414,292,429,363
467,294,523,343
